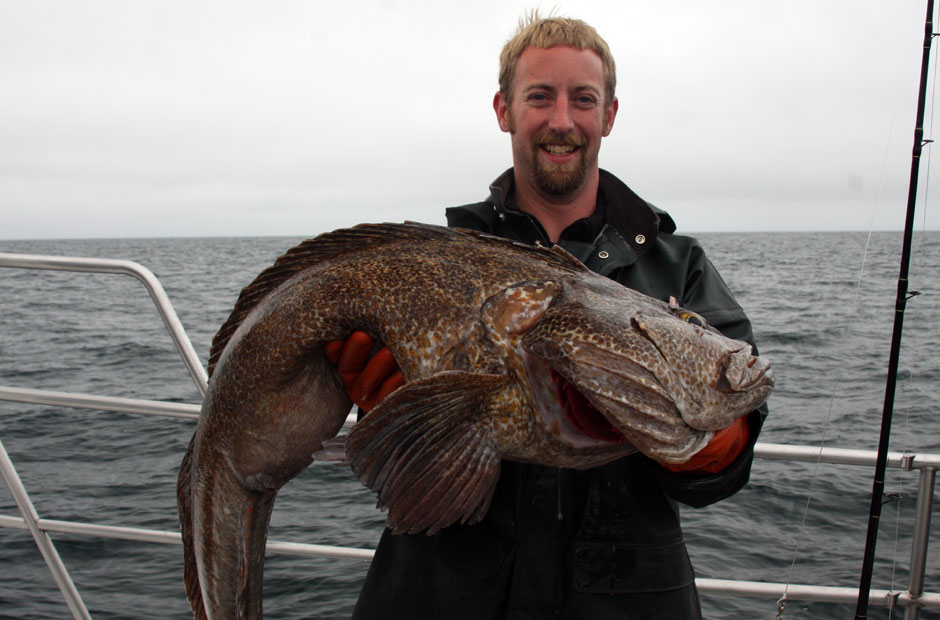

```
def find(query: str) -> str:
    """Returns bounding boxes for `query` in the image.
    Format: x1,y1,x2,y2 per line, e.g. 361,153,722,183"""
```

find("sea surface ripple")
1,231,938,619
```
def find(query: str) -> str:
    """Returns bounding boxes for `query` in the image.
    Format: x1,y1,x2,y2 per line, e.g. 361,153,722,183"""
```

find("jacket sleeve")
643,405,766,508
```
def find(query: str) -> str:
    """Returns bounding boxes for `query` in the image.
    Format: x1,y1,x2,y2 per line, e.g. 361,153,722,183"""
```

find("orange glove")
661,416,751,475
325,331,405,413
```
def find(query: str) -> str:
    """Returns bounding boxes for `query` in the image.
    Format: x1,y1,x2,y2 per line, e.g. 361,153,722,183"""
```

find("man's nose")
548,98,575,132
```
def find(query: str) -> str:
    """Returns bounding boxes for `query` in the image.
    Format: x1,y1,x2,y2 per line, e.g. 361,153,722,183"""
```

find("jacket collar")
486,168,674,259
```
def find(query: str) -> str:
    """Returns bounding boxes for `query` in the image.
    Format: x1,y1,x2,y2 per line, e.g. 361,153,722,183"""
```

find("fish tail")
177,435,208,620
179,346,353,618
180,435,275,620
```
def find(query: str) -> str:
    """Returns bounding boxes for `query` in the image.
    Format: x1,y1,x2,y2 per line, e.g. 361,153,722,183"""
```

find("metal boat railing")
1,252,937,619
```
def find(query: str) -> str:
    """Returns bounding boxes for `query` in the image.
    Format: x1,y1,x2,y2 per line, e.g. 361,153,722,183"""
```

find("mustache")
531,129,587,148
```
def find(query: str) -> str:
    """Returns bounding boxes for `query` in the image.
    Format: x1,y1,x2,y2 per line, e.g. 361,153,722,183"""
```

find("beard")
530,129,589,196
509,117,591,197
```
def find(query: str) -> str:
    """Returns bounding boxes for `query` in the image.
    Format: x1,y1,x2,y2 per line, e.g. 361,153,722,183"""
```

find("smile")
540,144,579,156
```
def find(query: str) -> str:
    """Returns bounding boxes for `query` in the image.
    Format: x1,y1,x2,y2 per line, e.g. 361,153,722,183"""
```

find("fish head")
628,310,774,428
510,280,773,462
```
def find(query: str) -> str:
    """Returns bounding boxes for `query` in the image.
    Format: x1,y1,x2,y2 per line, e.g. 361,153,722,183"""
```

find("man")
327,14,765,620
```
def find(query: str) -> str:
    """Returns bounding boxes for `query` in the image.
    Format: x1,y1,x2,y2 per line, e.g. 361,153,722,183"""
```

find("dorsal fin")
206,222,586,376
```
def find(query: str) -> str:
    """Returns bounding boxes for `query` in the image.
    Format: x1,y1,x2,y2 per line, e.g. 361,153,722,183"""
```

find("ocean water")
0,231,938,619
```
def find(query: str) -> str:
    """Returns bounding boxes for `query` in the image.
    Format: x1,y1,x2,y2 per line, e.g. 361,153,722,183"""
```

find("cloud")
0,0,935,239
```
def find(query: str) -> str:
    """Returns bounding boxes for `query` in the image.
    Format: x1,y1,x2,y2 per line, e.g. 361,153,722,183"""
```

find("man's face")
494,46,618,200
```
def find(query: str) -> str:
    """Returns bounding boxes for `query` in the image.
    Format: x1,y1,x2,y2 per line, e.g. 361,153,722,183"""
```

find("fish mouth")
716,347,774,394
522,351,630,447
549,368,626,442
522,327,713,460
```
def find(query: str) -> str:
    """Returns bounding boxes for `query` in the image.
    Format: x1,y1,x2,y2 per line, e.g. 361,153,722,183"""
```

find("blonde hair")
498,12,617,105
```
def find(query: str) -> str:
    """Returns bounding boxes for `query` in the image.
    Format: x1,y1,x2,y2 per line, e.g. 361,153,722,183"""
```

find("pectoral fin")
345,371,504,535
482,280,558,339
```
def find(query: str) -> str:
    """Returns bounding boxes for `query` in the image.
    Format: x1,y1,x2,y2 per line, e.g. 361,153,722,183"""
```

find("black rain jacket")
352,169,766,620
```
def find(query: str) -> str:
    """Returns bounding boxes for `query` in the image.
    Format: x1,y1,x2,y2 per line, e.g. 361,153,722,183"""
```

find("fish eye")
680,311,707,328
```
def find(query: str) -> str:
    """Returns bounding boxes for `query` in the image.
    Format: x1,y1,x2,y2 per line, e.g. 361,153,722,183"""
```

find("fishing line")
853,0,938,614
887,16,939,610
774,4,923,616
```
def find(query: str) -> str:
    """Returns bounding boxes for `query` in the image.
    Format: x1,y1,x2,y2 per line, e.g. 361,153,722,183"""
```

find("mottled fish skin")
177,222,773,620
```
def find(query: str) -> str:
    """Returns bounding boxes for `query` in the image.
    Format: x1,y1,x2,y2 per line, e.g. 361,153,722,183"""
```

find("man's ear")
493,91,512,133
602,96,619,137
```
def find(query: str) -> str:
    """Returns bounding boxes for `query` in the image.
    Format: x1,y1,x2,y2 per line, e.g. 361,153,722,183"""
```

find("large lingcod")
177,222,772,619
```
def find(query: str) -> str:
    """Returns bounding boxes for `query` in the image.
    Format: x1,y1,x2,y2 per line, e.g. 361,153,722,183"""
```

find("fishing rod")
854,0,934,617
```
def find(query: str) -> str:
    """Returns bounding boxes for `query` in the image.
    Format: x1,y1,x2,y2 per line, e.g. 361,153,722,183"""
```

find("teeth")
543,144,575,155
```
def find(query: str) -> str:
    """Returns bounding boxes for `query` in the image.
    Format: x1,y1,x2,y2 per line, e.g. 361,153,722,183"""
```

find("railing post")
904,466,937,620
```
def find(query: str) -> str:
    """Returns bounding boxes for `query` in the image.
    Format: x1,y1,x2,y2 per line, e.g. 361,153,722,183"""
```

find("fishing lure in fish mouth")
670,295,708,328
178,222,773,620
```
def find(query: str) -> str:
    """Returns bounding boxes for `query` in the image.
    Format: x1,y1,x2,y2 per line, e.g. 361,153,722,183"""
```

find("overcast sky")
2,0,938,239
